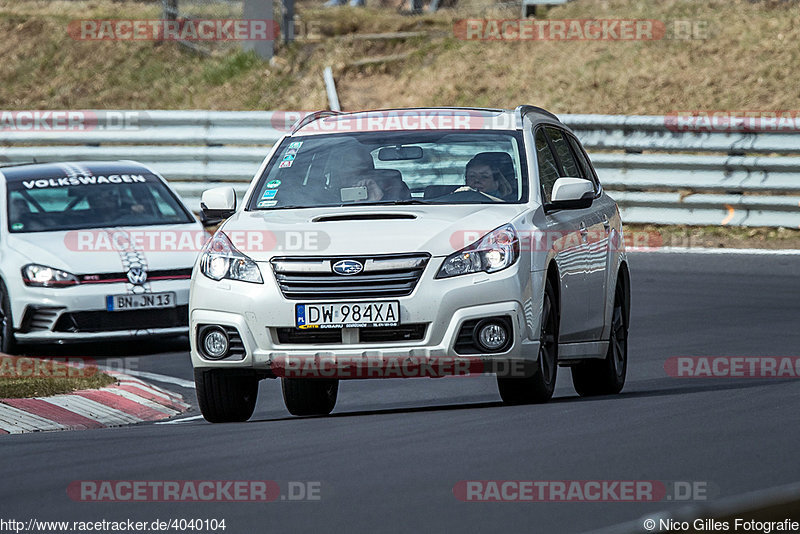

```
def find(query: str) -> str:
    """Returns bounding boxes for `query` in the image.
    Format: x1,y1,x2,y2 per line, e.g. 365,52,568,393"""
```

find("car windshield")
6,173,195,233
247,130,527,210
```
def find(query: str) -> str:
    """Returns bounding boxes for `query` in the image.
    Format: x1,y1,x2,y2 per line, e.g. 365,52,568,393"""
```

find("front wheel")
497,277,558,404
571,277,628,396
282,378,338,416
195,369,259,423
0,280,17,354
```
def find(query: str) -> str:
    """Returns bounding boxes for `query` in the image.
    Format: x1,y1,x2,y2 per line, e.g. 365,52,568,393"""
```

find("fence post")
243,0,274,60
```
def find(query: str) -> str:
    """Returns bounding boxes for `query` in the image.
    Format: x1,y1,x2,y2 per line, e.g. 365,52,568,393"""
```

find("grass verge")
0,355,117,399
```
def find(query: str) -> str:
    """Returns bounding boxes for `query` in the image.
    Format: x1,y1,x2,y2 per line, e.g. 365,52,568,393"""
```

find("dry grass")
1,0,799,112
0,355,117,398
625,223,800,250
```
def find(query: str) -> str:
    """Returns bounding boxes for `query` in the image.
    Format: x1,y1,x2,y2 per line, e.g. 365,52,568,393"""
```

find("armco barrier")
1,110,798,227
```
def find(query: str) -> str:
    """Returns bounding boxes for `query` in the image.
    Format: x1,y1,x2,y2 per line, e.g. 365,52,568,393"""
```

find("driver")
86,187,145,216
463,153,514,199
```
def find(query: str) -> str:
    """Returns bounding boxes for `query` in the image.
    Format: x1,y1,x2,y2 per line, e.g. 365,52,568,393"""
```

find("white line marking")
120,369,195,389
631,247,800,255
155,415,205,425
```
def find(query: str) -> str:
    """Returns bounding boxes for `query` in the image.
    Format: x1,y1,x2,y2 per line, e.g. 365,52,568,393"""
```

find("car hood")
7,223,204,274
222,204,529,260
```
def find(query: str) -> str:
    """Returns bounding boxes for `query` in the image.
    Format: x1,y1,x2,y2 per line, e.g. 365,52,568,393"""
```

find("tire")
497,276,558,404
194,368,258,423
0,280,17,355
571,276,628,397
282,378,338,416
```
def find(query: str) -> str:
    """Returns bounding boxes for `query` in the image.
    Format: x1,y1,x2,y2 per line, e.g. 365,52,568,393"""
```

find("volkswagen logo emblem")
332,260,363,276
127,267,148,285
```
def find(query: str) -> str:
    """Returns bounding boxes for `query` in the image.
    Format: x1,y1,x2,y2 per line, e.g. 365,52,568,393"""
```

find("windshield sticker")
279,160,293,169
261,190,277,200
288,141,303,150
257,200,278,208
11,223,23,231
284,148,298,156
266,179,281,189
281,154,295,162
21,174,148,190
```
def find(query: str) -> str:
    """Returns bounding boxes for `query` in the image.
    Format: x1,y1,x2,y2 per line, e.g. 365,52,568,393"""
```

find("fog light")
201,327,229,359
476,321,509,352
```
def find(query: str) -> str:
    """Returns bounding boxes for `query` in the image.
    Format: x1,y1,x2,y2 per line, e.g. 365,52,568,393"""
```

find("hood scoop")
312,213,417,223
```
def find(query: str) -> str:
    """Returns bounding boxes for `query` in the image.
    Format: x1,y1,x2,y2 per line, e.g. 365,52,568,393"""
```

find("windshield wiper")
354,199,430,206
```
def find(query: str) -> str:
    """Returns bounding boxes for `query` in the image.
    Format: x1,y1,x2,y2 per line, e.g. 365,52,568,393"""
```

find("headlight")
436,224,519,279
200,231,263,284
22,264,79,287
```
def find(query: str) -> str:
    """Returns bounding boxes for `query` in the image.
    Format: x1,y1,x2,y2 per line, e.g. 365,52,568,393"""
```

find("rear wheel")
194,369,258,423
0,280,17,354
282,378,338,416
497,277,558,404
571,277,628,396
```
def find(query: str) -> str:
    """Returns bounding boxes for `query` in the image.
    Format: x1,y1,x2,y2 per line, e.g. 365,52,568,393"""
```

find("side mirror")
200,186,237,226
545,177,594,211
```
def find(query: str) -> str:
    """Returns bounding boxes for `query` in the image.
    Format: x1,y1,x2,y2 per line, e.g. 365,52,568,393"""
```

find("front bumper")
190,257,545,377
12,279,190,344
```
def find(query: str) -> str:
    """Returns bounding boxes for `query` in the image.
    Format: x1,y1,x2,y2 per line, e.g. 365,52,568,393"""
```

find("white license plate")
106,292,176,311
295,301,399,328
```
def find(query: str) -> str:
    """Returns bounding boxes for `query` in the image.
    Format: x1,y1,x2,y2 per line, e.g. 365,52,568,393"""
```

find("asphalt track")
2,252,800,534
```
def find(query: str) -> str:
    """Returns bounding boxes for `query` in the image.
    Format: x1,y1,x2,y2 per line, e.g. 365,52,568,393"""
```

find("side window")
567,135,599,189
535,129,560,203
545,127,582,179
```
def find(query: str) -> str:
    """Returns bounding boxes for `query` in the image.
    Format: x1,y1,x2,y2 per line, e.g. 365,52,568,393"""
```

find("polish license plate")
295,301,400,328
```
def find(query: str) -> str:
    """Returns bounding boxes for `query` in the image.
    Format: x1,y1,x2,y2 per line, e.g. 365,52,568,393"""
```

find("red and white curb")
0,371,190,434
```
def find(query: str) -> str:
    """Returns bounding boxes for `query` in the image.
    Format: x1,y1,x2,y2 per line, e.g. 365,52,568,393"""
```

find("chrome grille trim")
271,253,430,300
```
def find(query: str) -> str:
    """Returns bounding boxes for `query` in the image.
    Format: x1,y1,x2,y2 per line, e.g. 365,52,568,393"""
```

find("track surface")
2,253,799,533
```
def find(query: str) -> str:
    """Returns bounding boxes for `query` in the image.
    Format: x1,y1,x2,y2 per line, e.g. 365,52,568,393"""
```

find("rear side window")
545,127,582,180
535,129,560,203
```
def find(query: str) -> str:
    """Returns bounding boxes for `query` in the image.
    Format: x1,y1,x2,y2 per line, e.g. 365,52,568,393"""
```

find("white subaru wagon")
190,107,630,421
0,161,202,352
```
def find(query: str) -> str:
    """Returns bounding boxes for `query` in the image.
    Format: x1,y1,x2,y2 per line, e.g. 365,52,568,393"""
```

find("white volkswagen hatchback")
0,161,202,352
190,107,630,421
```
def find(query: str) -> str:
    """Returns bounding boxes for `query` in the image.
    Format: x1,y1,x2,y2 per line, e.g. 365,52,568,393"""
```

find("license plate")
295,301,399,328
106,292,176,311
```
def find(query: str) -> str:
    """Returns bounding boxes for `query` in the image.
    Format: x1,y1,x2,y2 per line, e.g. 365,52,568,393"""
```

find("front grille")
53,305,188,333
78,268,192,284
271,254,430,300
276,324,427,344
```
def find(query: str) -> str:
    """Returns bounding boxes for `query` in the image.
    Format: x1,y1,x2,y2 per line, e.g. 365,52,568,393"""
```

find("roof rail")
515,105,560,128
290,110,342,134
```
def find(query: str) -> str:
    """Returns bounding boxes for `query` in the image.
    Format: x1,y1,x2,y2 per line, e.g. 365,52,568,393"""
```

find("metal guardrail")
1,110,798,227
